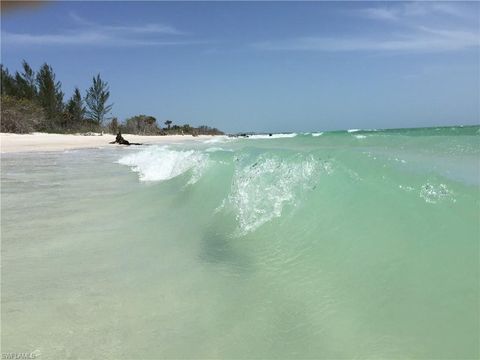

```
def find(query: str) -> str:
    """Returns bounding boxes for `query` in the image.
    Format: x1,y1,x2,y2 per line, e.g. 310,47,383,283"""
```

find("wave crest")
118,146,208,183
227,154,330,235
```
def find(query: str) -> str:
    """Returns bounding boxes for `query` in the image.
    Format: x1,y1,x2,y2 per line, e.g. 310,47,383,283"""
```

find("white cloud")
403,2,471,18
253,26,480,52
2,31,200,46
363,2,474,21
2,31,109,46
2,12,192,47
102,23,183,35
69,12,185,35
362,8,399,21
255,2,479,53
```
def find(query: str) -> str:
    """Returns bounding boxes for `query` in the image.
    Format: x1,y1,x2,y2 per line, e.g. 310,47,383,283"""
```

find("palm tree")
164,120,172,130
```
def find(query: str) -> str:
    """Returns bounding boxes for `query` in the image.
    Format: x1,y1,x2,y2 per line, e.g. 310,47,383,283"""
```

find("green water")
1,126,479,359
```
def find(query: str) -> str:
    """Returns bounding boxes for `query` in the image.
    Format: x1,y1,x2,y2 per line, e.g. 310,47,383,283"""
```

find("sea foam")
227,154,327,235
202,136,233,144
118,146,208,183
419,183,455,204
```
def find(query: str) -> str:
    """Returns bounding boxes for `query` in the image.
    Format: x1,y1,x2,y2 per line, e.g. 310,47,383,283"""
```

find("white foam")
203,136,232,144
347,129,361,133
312,132,324,137
398,184,415,192
419,183,455,204
248,133,297,139
118,146,208,183
354,134,367,139
227,154,329,235
205,147,233,153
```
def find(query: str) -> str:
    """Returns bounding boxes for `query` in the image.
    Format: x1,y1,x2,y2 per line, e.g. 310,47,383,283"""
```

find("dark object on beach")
110,132,142,146
269,133,272,136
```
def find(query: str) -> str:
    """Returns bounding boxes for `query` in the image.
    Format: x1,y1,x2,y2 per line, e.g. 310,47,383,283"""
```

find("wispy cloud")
3,31,110,46
68,12,185,35
254,2,479,53
102,23,183,35
1,31,201,46
2,12,196,47
362,7,399,22
402,2,472,18
253,27,479,52
362,2,474,21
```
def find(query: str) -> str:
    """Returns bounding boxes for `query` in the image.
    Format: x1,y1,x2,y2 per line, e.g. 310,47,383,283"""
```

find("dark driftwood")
110,132,142,146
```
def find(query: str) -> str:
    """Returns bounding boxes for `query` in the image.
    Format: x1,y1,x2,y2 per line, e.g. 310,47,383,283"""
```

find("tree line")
1,60,223,136
1,61,112,133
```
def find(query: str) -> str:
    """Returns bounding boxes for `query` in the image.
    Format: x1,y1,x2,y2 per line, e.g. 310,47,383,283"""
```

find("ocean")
1,126,479,359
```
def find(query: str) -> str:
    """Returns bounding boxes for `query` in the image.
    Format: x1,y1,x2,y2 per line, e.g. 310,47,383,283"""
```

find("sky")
1,1,479,133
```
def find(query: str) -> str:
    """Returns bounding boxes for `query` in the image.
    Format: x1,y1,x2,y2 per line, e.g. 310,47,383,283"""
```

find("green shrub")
1,95,46,133
124,115,163,135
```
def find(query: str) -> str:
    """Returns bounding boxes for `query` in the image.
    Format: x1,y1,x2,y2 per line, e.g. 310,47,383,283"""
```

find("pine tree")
36,63,64,125
66,87,86,122
15,60,37,100
85,74,112,125
0,65,17,97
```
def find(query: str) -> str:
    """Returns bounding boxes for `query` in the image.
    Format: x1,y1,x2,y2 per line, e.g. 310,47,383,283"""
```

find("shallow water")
2,126,479,359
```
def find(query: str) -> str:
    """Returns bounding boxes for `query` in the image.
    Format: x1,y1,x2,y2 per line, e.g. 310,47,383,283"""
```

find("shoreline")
0,132,217,154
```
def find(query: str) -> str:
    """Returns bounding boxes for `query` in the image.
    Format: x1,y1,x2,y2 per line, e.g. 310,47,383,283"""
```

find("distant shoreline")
0,132,219,154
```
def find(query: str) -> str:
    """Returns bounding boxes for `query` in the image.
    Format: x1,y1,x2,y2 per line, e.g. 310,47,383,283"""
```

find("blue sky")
1,1,479,133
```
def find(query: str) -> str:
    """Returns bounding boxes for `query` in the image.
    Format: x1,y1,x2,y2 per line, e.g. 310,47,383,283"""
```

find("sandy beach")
0,132,217,153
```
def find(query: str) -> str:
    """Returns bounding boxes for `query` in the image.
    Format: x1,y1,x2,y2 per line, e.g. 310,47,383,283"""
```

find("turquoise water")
2,126,479,359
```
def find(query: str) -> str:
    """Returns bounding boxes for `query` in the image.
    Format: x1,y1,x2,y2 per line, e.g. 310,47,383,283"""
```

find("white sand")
0,132,217,153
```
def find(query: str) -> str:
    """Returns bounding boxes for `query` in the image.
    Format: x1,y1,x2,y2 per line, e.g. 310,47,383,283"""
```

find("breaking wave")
118,146,208,184
117,145,335,235
202,136,233,144
225,154,331,234
116,126,476,237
